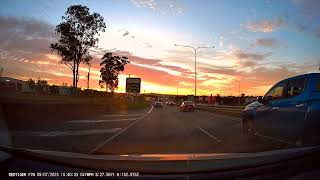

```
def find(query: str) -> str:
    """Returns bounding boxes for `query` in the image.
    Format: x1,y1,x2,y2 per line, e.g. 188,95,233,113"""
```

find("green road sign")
126,78,141,93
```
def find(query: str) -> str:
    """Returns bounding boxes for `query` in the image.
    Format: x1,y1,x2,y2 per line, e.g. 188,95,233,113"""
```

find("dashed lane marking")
88,105,154,154
197,127,222,143
102,114,145,117
40,128,122,137
255,132,294,146
66,118,137,123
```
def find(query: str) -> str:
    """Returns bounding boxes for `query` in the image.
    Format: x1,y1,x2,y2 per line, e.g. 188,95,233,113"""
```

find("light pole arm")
174,44,214,98
174,44,196,51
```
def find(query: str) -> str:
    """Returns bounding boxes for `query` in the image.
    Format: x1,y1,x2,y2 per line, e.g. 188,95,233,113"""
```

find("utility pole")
87,67,90,89
0,67,3,78
176,80,179,96
238,80,241,105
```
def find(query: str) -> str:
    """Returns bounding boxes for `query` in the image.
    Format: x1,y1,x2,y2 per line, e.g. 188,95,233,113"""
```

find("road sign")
126,78,141,93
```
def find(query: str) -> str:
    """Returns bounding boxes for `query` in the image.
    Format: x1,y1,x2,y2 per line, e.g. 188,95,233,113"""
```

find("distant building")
0,77,72,96
58,86,71,96
0,77,34,94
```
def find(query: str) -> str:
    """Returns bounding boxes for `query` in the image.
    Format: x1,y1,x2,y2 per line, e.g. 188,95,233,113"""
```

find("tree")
216,94,221,104
50,5,106,94
49,85,59,95
26,78,36,90
36,79,48,94
99,52,130,93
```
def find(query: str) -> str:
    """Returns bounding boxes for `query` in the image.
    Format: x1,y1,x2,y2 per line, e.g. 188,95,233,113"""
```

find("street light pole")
174,44,214,99
194,48,197,97
177,80,179,96
238,80,241,105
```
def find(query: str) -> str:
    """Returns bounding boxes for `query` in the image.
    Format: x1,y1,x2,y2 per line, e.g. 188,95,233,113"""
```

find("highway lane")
10,104,289,154
10,107,151,153
92,105,289,155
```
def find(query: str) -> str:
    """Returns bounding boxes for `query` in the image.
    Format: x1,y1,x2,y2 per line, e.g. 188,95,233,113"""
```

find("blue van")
242,73,320,146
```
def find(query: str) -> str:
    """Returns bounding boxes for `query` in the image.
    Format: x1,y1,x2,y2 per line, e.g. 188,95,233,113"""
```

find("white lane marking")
88,105,154,154
66,118,137,123
103,114,144,117
197,127,222,143
147,105,153,114
12,131,44,136
255,132,294,146
40,128,122,137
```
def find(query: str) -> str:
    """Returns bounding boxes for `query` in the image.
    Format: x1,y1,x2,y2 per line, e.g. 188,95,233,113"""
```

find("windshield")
183,101,193,105
1,0,320,175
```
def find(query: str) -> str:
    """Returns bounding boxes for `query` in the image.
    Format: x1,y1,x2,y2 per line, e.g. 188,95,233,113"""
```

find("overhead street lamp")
174,44,214,98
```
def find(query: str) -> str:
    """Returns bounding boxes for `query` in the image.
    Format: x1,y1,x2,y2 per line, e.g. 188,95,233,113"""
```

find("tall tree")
99,52,130,93
36,79,48,95
50,5,106,94
26,78,36,90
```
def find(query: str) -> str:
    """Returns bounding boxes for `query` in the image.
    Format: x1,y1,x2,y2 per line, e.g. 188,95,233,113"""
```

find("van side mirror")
257,96,263,103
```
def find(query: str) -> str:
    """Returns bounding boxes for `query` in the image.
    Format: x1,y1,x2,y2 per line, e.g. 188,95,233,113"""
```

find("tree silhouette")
26,78,36,90
99,52,130,93
50,5,106,94
36,79,48,94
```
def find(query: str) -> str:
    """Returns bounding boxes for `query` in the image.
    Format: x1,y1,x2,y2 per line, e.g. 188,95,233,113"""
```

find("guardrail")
195,104,245,117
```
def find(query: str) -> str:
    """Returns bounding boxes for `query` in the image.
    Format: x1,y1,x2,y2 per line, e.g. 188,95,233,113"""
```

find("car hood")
244,101,263,111
1,146,319,174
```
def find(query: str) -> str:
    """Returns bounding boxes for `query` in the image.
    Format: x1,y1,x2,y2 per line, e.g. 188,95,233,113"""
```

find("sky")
0,0,320,96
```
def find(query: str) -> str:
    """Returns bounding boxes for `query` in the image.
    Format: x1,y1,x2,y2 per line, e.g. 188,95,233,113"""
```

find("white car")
154,102,163,108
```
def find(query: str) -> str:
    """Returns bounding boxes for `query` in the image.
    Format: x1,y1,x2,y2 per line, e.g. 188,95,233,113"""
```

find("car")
242,73,320,146
180,101,195,112
154,101,163,108
168,101,175,106
242,101,263,135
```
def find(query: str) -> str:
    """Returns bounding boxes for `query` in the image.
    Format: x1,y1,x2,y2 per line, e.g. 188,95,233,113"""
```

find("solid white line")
102,114,145,117
88,105,154,154
40,128,122,137
197,127,222,143
66,118,137,123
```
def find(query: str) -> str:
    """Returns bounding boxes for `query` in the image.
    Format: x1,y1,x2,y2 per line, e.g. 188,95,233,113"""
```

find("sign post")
126,78,141,94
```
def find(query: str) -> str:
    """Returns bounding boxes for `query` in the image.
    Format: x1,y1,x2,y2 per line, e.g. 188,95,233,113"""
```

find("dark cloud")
111,49,191,75
0,16,56,61
293,0,320,19
0,16,55,39
291,0,320,38
316,29,320,38
235,50,271,61
199,66,240,76
122,30,129,37
255,38,279,47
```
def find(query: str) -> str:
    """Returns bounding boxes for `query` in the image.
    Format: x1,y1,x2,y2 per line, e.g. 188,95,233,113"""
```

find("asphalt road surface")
11,104,290,154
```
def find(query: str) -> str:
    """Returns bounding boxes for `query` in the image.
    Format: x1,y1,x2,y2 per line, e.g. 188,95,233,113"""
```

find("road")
11,104,290,154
